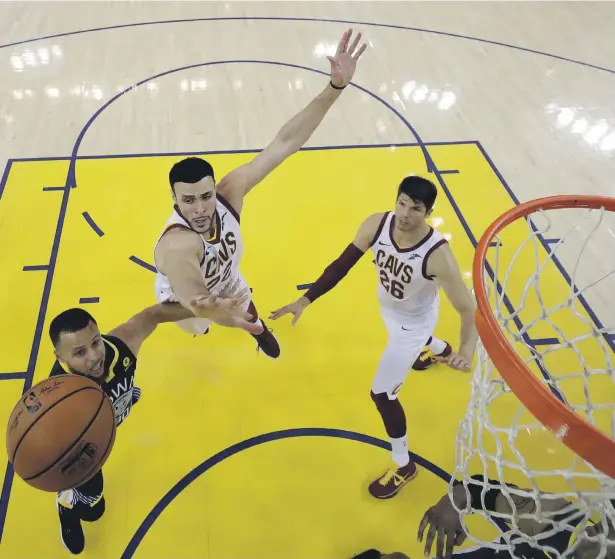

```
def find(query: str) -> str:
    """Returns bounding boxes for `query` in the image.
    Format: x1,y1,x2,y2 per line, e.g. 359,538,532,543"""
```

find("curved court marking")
119,427,453,559
68,59,431,176
1,16,614,76
70,58,436,276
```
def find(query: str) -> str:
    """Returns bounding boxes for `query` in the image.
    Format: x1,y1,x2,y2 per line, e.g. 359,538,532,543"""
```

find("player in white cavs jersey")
153,28,367,357
270,176,478,499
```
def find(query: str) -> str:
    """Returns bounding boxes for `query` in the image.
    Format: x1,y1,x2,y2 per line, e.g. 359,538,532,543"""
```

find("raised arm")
269,212,384,325
426,243,478,371
217,28,367,213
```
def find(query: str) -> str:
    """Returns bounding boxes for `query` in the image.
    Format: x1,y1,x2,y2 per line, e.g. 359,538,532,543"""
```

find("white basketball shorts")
372,302,440,399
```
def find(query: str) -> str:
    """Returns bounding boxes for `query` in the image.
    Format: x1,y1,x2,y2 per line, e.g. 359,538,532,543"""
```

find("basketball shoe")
57,502,84,555
252,319,280,358
412,341,452,371
368,460,418,499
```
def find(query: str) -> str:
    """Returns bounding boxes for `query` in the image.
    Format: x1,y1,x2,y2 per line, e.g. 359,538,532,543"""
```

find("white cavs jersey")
370,212,447,318
154,195,246,305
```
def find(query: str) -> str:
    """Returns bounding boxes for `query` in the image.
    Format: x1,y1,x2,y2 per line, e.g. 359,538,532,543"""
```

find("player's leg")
412,335,452,371
368,309,438,499
246,299,280,358
56,469,105,554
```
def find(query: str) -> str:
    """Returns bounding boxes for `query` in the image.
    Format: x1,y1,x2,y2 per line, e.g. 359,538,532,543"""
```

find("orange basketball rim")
472,194,615,479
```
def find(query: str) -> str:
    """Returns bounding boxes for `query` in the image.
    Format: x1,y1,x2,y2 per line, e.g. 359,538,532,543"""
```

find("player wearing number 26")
270,175,478,499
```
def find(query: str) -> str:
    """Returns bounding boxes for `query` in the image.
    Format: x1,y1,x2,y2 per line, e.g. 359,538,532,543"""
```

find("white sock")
390,435,410,467
429,336,447,355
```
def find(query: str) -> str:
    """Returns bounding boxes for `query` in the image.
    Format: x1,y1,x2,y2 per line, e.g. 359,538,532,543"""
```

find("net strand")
453,201,615,559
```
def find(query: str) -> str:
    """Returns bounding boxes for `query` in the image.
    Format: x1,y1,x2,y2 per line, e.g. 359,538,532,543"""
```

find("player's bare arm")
109,296,262,356
107,303,194,356
426,244,478,371
217,28,368,214
154,229,263,333
269,212,384,325
154,228,210,311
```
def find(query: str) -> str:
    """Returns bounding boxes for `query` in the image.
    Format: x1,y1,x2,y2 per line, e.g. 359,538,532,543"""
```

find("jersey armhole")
421,239,448,280
368,213,389,248
217,194,241,224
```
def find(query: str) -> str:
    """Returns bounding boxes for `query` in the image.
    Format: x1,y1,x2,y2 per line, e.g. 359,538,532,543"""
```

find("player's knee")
370,390,390,410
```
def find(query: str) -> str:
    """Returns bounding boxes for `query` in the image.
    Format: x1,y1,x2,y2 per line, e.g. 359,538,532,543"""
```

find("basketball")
5,374,116,492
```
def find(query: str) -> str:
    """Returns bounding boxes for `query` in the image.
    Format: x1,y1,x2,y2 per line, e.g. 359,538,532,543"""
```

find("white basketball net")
453,203,615,559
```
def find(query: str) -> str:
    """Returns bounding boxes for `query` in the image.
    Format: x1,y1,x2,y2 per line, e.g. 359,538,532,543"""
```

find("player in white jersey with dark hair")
153,28,367,358
270,176,478,499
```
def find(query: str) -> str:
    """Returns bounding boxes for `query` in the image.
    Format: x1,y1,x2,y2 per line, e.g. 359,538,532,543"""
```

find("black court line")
0,141,477,164
79,297,100,304
22,265,49,272
82,211,104,237
129,256,157,273
528,337,560,346
438,169,459,175
0,168,72,542
42,186,67,192
0,160,13,201
0,372,28,381
544,238,562,245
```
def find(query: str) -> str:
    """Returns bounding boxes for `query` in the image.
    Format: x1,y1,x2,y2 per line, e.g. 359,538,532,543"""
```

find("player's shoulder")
360,212,389,233
354,212,389,249
365,211,388,224
155,224,203,254
424,237,456,278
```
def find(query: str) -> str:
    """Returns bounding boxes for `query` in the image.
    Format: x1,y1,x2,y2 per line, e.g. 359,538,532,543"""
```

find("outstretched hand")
328,28,368,88
418,494,467,559
269,297,310,326
189,291,264,335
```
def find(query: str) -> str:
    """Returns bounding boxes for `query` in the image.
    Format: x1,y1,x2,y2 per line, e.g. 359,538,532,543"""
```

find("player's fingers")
291,311,302,326
354,42,367,60
417,512,429,542
336,28,351,56
444,530,456,559
454,531,467,547
199,294,217,307
269,307,289,319
435,525,446,558
424,524,437,558
448,354,461,368
348,31,362,55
